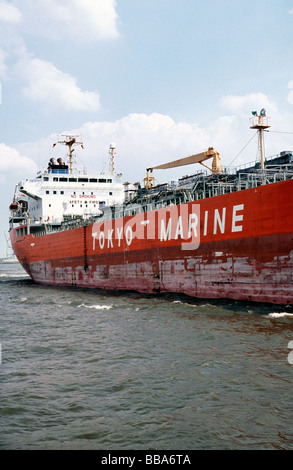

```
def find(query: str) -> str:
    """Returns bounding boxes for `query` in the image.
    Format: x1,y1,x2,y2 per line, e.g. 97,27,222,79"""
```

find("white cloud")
16,57,101,111
220,92,278,115
0,142,38,176
12,0,119,41
0,1,118,112
9,94,293,186
7,112,231,185
77,113,213,175
70,0,119,40
0,1,21,23
46,112,245,183
65,106,293,182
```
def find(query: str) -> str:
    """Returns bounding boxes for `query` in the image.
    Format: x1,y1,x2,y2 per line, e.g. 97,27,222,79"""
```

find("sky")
0,0,293,257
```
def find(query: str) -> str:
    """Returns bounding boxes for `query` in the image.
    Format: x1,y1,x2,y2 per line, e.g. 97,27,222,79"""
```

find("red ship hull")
10,179,293,304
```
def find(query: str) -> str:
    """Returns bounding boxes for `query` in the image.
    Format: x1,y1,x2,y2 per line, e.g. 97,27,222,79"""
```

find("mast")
109,143,116,175
57,135,83,174
250,109,271,170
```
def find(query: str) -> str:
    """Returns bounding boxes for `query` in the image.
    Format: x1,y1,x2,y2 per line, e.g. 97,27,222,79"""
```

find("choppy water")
1,262,293,450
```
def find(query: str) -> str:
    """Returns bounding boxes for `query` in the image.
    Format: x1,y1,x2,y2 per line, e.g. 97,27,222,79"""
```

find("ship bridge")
9,139,125,235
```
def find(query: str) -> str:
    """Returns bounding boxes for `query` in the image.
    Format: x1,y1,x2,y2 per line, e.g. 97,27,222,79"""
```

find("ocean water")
1,262,293,451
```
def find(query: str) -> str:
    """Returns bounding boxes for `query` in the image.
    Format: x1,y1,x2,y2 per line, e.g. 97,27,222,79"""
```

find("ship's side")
10,177,293,304
9,119,293,305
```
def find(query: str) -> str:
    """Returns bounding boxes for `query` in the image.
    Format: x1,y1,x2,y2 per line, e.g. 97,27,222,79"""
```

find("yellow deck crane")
144,147,222,189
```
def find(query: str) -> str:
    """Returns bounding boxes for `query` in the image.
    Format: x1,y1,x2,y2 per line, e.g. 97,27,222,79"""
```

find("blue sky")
1,0,293,256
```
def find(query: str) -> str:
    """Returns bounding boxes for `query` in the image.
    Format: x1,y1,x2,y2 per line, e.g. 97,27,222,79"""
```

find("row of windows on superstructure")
45,191,113,195
41,176,112,183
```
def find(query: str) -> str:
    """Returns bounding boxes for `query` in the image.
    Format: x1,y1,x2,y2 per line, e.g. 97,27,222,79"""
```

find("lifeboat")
9,202,19,211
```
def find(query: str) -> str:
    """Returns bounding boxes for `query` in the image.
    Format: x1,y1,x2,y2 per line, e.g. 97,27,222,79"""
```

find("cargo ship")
9,112,293,304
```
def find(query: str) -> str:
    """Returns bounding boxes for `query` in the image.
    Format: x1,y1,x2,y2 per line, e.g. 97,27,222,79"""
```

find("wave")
268,312,293,318
77,303,112,310
0,273,29,278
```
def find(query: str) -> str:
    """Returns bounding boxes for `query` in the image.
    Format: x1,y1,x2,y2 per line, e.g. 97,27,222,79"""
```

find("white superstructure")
10,136,125,228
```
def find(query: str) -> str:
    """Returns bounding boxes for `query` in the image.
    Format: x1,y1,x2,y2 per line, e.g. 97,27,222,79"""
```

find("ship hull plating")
10,179,293,305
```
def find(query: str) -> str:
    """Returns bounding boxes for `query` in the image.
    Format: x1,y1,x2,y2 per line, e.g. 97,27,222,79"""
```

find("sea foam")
268,312,293,318
78,303,112,310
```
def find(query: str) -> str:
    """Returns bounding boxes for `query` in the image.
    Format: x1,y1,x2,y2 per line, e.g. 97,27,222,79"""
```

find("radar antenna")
250,109,271,170
57,135,83,174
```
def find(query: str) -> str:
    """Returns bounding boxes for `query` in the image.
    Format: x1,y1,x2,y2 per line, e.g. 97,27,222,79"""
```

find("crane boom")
148,147,220,171
145,147,222,188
